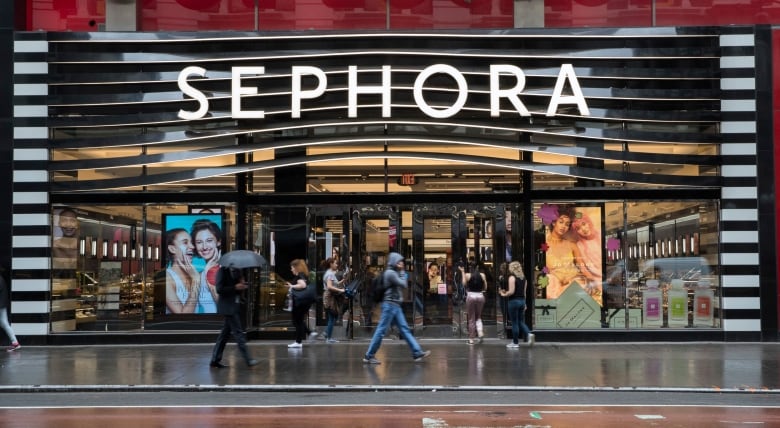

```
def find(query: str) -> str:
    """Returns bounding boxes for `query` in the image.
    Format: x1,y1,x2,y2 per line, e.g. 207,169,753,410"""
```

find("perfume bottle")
643,279,663,327
668,278,688,327
693,279,714,327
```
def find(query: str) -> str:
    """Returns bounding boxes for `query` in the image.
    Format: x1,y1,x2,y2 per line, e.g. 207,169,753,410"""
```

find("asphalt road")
1,392,778,428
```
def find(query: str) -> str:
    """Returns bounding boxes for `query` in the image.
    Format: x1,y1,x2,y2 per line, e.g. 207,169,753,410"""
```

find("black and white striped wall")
719,26,769,340
11,32,50,340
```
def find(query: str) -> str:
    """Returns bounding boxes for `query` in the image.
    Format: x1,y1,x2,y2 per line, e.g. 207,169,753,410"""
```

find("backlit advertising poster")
162,213,224,314
535,204,603,329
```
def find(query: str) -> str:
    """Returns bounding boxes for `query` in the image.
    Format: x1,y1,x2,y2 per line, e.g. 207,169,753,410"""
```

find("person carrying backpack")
362,252,431,365
461,262,487,345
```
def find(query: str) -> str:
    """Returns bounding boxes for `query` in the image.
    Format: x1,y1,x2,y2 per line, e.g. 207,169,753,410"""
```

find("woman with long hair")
460,262,487,345
545,205,596,298
165,228,200,314
286,259,317,348
191,219,222,313
499,261,534,348
321,257,345,343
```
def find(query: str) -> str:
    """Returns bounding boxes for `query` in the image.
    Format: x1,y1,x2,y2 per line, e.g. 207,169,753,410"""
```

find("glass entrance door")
248,203,516,341
411,204,511,339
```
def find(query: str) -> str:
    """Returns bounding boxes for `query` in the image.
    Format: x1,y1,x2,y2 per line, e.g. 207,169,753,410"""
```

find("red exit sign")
399,174,416,186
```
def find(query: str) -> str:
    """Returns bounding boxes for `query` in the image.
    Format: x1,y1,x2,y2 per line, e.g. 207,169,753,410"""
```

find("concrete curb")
1,384,778,394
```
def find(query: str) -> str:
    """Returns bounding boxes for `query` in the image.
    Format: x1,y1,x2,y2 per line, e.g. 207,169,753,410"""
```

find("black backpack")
370,272,387,304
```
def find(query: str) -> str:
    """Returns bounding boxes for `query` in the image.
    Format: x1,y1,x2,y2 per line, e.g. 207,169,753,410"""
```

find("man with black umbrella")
209,265,258,368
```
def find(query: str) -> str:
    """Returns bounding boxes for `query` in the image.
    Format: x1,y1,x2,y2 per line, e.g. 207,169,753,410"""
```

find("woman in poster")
544,206,598,299
165,228,200,314
191,219,222,314
571,211,603,300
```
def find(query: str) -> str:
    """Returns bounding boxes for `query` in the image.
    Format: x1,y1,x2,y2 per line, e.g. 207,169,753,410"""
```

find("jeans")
325,309,339,339
0,308,17,343
211,311,252,364
365,302,424,358
507,298,532,344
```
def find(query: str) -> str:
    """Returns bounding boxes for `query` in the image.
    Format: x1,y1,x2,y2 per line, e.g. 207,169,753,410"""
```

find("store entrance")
410,204,510,338
253,203,517,340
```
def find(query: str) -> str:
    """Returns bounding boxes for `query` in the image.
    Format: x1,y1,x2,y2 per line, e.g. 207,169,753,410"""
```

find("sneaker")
527,333,535,347
6,342,20,352
413,350,431,362
362,356,381,364
287,342,302,349
467,339,475,345
506,343,520,349
326,338,339,344
308,331,319,340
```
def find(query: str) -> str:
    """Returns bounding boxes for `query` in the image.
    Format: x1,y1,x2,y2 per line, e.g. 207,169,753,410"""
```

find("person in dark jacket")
0,269,20,352
362,252,430,365
209,266,258,368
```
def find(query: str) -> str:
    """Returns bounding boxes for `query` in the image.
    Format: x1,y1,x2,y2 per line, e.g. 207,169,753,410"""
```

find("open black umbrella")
218,250,268,269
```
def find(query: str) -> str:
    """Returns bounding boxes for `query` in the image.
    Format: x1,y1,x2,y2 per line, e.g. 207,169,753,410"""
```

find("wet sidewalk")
1,339,778,393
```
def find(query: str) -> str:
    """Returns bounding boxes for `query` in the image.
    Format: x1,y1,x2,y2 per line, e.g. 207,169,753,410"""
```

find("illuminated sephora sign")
177,64,590,120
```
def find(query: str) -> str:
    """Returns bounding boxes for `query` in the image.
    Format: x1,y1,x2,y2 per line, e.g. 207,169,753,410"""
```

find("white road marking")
635,414,665,420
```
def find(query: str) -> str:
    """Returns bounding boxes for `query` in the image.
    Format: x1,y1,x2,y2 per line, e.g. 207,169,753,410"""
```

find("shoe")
326,338,339,344
246,359,259,367
362,356,381,364
467,339,475,345
506,343,520,349
288,342,302,348
527,333,535,347
308,332,319,340
413,350,431,362
209,361,228,368
7,342,20,352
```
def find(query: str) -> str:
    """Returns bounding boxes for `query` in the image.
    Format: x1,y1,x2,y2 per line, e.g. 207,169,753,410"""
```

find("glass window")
258,0,386,30
31,0,105,31
532,200,720,330
50,204,241,333
656,0,780,26
52,205,161,332
141,0,255,31
390,0,513,29
544,0,652,28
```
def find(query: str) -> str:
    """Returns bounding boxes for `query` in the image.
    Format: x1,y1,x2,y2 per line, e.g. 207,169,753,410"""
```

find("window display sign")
535,203,604,328
53,207,80,272
162,214,225,314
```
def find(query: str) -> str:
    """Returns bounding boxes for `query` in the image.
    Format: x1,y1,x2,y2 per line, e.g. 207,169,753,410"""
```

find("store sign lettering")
177,64,590,120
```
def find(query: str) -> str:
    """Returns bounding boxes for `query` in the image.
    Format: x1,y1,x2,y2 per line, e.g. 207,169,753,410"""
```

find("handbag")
292,280,316,305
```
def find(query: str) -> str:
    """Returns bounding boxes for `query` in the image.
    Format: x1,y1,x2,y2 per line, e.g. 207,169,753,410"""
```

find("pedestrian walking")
362,252,431,364
499,261,534,348
461,262,487,345
286,259,317,348
321,257,346,343
210,266,258,368
0,269,20,352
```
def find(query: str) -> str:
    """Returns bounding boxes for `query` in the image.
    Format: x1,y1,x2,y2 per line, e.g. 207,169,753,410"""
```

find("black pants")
211,311,252,364
291,300,313,343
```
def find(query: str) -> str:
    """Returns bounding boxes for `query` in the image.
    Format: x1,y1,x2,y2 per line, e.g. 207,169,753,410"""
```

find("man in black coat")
210,266,258,368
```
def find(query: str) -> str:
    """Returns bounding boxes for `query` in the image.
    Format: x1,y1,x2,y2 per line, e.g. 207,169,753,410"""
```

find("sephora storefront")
9,26,771,343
